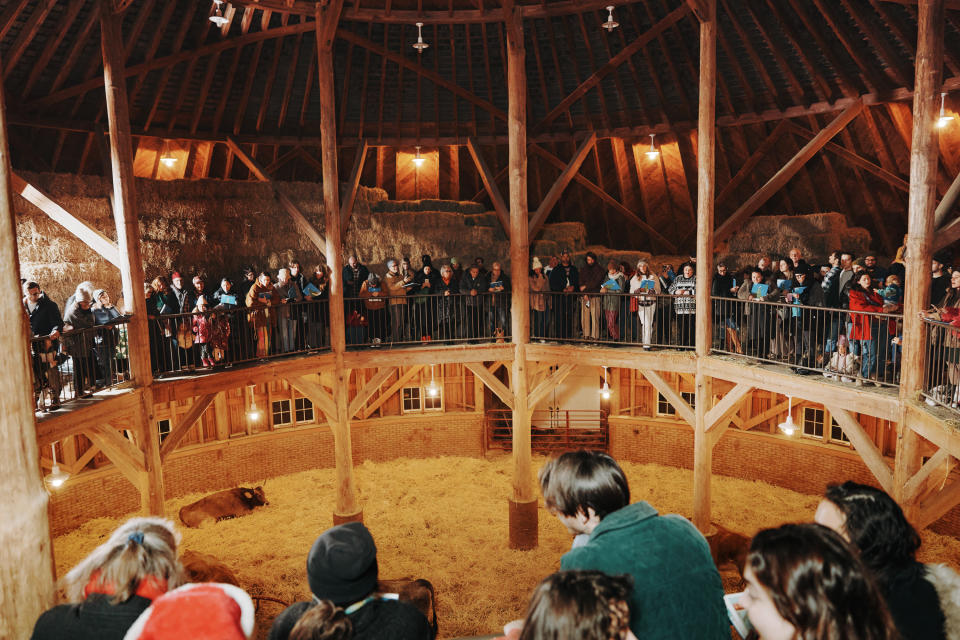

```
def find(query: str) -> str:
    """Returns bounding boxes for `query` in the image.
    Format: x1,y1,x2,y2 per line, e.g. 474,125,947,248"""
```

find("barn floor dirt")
52,455,960,639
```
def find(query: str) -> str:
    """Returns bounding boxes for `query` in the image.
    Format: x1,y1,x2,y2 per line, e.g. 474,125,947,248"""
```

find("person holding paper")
549,250,579,340
738,269,781,358
304,265,329,349
667,263,697,347
245,272,276,359
600,260,625,341
629,260,660,349
578,252,605,341
539,451,728,640
274,268,302,353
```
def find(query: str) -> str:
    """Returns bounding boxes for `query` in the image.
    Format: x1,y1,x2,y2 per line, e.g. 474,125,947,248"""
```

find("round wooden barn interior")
4,0,960,636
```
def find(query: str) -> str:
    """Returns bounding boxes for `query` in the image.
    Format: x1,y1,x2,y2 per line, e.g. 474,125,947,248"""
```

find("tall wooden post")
0,50,56,638
505,6,536,549
317,2,360,523
101,0,164,515
895,0,944,507
692,0,717,533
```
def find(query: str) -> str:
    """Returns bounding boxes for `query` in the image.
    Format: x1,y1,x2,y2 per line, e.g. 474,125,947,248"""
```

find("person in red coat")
847,272,884,385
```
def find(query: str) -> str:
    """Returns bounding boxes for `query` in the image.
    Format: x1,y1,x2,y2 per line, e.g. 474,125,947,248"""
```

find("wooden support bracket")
286,375,339,424
347,367,394,419
916,476,960,529
341,138,369,231
11,173,121,267
527,363,576,410
359,366,422,419
825,405,894,494
86,424,146,487
528,133,596,239
225,136,327,252
640,369,695,427
465,362,515,411
903,448,952,504
466,137,510,233
704,383,752,432
159,393,217,460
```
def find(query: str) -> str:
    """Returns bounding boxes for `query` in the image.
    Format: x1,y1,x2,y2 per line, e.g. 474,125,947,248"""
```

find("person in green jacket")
538,450,729,640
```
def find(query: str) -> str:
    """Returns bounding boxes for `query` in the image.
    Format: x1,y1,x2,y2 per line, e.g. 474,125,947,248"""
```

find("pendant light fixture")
599,366,611,400
159,141,177,168
645,133,660,161
777,396,798,436
602,6,620,32
426,365,440,398
938,92,954,129
412,146,425,168
209,0,229,27
246,385,263,423
412,22,429,52
44,443,70,491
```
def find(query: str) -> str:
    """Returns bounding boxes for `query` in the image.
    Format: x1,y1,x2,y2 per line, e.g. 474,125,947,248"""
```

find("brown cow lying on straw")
179,486,268,528
378,578,438,637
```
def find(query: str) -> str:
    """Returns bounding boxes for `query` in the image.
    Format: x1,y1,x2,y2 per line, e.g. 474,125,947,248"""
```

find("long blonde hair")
63,517,183,603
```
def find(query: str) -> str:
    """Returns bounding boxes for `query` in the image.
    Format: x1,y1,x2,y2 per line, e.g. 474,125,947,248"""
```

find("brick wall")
48,413,484,535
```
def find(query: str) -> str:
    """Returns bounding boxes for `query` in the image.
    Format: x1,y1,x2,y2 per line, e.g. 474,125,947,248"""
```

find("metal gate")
485,409,608,453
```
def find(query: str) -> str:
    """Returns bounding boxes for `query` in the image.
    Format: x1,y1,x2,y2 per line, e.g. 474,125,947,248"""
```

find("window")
656,391,695,416
295,397,314,422
802,407,824,438
157,419,171,442
424,388,443,411
402,387,422,413
830,417,850,444
272,399,292,427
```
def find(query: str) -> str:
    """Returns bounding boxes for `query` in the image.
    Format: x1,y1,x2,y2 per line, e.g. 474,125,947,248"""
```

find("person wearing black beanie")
268,523,433,640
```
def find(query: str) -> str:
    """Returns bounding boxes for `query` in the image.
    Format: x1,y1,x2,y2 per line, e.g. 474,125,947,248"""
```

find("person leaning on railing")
529,257,550,342
921,269,960,406
668,263,697,347
847,272,886,387
435,264,459,343
23,280,64,411
63,287,97,398
360,273,387,347
737,269,781,358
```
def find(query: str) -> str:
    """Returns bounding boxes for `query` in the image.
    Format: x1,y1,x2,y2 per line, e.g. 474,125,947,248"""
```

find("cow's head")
241,486,268,506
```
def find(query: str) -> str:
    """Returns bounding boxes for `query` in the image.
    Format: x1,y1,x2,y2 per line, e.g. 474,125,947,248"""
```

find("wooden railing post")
0,48,56,638
316,1,361,524
100,0,163,515
895,0,945,511
505,5,536,550
693,0,717,533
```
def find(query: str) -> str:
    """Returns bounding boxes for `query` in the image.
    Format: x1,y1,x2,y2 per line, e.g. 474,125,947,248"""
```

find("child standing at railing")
191,296,215,368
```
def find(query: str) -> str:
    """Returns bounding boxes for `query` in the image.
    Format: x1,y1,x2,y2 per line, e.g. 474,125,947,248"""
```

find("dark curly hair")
519,570,634,640
823,481,921,587
748,523,897,640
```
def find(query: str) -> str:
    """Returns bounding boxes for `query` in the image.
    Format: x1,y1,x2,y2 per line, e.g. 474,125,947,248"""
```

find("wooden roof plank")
189,53,221,135
763,0,832,102
718,0,783,112
810,0,892,93
534,4,691,134
783,0,861,97
2,0,58,81
529,131,596,238
233,40,265,136
639,1,694,120
211,45,245,133
716,100,863,243
255,36,286,132
838,0,911,87
21,0,85,98
278,32,305,130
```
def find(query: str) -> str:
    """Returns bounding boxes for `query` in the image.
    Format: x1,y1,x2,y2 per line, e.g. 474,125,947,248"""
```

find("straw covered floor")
52,455,960,639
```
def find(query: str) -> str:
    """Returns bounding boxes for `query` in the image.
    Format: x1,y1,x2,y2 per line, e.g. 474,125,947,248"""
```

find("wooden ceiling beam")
255,37,286,132
20,0,84,98
126,0,182,107
0,0,31,42
741,1,806,105
47,4,101,97
934,170,960,235
190,53,221,135
2,0,58,81
529,132,597,238
716,100,863,243
783,0,861,97
839,0,912,88
232,41,265,136
879,0,960,10
466,137,510,232
338,27,507,123
278,32,305,130
211,46,245,134
718,0,783,112
642,1,695,121
811,0,892,93
530,143,677,251
786,121,909,193
341,139,370,230
138,2,198,131
763,0,832,103
576,13,615,130
532,4,691,134
715,120,791,210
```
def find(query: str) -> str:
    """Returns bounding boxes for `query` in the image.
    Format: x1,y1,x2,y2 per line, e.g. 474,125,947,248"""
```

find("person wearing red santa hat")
122,582,255,640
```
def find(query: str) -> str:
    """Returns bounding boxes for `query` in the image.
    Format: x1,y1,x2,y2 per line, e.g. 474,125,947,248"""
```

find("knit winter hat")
531,257,543,270
306,522,378,606
422,255,433,268
122,583,255,640
93,289,107,302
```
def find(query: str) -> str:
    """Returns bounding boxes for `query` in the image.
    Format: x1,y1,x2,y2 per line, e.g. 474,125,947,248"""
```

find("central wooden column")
505,6,536,549
101,0,163,515
894,0,944,509
692,0,717,533
316,2,360,523
0,49,55,638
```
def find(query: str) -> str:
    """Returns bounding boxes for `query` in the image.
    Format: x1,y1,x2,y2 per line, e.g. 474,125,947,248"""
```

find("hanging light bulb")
412,22,429,52
777,396,798,436
645,133,660,161
44,442,70,491
209,0,229,27
246,385,263,423
159,140,177,168
412,146,425,168
602,6,620,32
938,92,955,129
426,365,440,398
598,366,611,400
